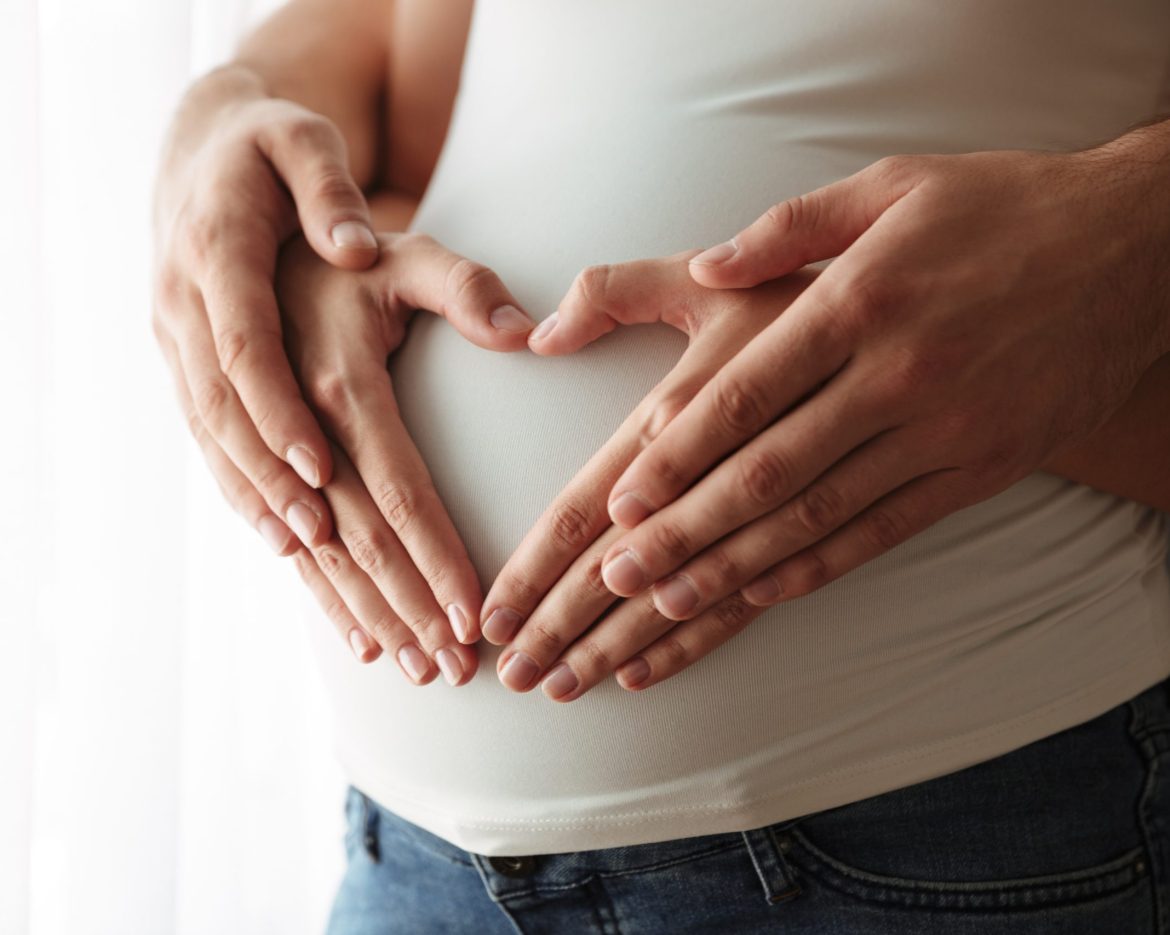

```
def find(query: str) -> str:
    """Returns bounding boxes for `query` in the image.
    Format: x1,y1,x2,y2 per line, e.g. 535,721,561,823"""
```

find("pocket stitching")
788,828,1147,910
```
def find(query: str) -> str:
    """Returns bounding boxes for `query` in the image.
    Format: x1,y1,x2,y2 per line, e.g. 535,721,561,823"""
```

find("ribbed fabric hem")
331,646,1170,857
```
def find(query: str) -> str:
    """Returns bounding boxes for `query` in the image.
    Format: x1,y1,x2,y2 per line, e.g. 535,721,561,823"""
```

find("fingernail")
286,501,320,546
435,648,464,686
529,312,558,342
348,628,374,661
690,239,737,266
397,644,430,684
331,220,377,250
286,445,321,488
541,662,579,701
742,573,783,606
482,608,522,644
257,514,291,554
499,652,540,692
447,603,471,643
609,491,652,528
601,550,646,594
617,656,651,690
655,575,700,618
490,304,535,333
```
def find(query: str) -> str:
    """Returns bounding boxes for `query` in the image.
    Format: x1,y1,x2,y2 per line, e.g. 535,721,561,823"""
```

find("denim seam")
1128,696,1169,934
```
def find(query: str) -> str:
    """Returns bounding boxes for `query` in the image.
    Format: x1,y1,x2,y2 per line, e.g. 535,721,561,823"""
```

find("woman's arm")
1039,351,1170,513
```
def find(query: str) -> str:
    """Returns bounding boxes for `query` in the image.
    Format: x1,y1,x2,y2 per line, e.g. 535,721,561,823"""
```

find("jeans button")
489,855,538,877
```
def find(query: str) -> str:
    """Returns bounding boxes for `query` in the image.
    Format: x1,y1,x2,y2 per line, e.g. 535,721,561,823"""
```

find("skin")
156,1,1170,699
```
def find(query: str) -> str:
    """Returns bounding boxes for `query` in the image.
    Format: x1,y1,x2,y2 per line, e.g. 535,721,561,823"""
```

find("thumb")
688,157,917,289
257,106,379,271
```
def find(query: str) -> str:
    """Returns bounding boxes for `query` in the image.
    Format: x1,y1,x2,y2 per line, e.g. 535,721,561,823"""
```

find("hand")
477,254,817,700
597,145,1170,627
276,231,536,684
151,65,380,559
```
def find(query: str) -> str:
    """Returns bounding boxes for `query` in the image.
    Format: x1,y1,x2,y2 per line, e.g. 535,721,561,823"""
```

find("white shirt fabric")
304,0,1170,856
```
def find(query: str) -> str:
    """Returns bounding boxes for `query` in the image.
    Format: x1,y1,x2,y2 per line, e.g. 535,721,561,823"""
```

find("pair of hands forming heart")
276,142,1170,703
273,228,810,694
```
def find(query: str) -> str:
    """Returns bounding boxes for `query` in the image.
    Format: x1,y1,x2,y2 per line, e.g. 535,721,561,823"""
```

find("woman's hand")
595,143,1170,620
276,231,536,685
151,65,380,559
476,254,817,700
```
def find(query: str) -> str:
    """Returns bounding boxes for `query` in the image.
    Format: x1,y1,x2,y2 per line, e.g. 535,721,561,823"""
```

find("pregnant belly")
388,309,690,585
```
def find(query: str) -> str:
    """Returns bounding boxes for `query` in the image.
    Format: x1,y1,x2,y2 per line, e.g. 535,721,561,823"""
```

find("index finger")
194,216,336,490
605,276,855,529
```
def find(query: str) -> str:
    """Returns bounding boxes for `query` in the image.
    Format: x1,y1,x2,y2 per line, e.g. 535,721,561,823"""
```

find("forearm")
1040,351,1170,512
161,0,389,198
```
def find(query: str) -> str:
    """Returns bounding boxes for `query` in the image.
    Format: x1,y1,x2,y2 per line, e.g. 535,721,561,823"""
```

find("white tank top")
304,0,1170,856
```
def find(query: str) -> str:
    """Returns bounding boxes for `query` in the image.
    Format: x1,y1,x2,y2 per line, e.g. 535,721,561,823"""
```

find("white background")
0,1,351,933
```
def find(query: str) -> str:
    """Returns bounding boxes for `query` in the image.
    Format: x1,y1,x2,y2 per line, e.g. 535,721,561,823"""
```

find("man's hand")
276,231,535,684
476,255,817,701
151,65,380,558
599,142,1170,623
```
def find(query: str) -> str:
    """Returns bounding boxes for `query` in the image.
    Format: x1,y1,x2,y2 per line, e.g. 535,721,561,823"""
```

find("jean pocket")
774,702,1150,912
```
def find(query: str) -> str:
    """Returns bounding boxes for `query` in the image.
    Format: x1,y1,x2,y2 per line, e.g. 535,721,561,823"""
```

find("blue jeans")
325,675,1170,934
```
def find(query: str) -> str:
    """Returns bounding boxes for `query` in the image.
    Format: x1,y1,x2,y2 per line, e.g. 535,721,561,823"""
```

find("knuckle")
184,212,224,265
791,482,848,539
705,547,742,589
310,167,359,206
346,529,389,574
740,447,796,506
572,263,615,311
712,374,769,436
282,113,335,151
375,480,419,532
184,406,208,443
582,555,610,597
642,450,688,494
637,394,687,447
522,621,566,660
366,614,399,644
869,153,919,186
306,371,354,422
314,546,345,579
863,505,907,552
322,599,352,629
763,194,817,237
573,638,616,676
292,550,316,581
649,519,692,565
651,632,691,673
497,571,543,610
884,346,947,394
444,257,497,310
787,549,831,596
548,500,595,551
193,377,231,428
711,594,753,636
212,326,251,378
840,273,907,331
251,458,289,495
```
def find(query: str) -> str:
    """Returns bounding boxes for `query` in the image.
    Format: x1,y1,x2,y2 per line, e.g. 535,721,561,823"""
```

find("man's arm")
1040,351,1170,513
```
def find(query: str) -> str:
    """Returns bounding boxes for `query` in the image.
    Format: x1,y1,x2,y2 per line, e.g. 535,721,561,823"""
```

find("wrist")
1074,120,1170,358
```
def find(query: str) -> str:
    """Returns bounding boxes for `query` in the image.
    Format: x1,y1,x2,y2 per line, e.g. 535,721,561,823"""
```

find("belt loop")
359,792,381,863
740,825,802,905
